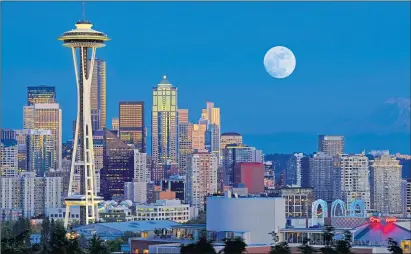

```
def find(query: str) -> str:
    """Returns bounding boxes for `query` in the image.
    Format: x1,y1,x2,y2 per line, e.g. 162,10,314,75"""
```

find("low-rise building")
135,199,195,223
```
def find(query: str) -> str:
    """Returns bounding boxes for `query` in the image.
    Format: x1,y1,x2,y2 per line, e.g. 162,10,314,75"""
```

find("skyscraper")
177,109,189,124
100,129,134,200
192,119,207,151
318,135,344,157
23,103,62,169
220,132,242,158
309,152,334,202
370,154,402,215
201,102,221,160
58,19,109,227
151,76,178,169
26,129,56,176
0,138,18,177
27,85,56,105
178,122,193,174
187,151,218,210
89,59,106,131
119,101,145,152
285,153,305,187
334,153,370,209
111,117,119,132
124,149,148,203
93,130,105,194
222,144,263,187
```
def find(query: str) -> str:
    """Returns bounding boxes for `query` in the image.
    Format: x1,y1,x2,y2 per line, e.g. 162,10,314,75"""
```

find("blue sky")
2,2,410,153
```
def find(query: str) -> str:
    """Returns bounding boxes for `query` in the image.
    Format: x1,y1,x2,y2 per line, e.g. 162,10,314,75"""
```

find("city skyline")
2,2,410,154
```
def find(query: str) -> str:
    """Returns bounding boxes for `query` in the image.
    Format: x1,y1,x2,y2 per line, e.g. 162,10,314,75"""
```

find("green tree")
269,230,290,254
220,237,247,254
40,217,51,253
270,242,291,254
319,226,337,254
12,217,31,248
48,220,69,253
180,237,216,254
334,231,352,254
298,238,317,254
87,234,110,254
1,227,33,254
67,231,84,254
106,238,124,252
387,238,403,254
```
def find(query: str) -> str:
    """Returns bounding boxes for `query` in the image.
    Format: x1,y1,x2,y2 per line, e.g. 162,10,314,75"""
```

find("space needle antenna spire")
82,2,86,20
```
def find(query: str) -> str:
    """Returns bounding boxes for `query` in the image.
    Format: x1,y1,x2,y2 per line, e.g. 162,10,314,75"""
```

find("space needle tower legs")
58,19,109,228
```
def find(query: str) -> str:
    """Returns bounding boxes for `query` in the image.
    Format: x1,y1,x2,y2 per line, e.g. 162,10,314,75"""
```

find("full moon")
264,46,296,79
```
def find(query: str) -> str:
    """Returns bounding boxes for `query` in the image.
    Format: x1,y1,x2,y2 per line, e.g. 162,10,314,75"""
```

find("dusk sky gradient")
2,2,410,153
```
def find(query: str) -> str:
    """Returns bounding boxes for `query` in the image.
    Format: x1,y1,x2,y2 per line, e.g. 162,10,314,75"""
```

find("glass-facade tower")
119,101,145,152
151,76,178,171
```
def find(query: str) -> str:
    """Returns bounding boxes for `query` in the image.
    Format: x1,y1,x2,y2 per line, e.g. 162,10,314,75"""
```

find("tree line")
179,226,405,254
1,217,133,254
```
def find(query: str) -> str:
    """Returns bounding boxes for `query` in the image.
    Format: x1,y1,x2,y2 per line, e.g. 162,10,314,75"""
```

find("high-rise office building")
201,102,221,160
334,153,370,209
318,135,344,157
309,152,334,202
119,101,145,152
178,122,193,174
133,149,148,182
222,144,263,187
112,117,119,132
234,162,264,194
23,103,62,169
89,59,106,131
100,129,134,200
370,155,402,215
27,85,56,105
221,132,242,149
285,153,306,187
93,130,105,194
151,76,178,169
123,149,148,203
177,109,189,124
187,151,218,210
192,119,207,151
0,139,18,177
26,130,55,176
177,109,192,174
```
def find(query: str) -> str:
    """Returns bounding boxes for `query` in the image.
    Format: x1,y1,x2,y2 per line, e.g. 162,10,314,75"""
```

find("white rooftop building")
135,199,196,223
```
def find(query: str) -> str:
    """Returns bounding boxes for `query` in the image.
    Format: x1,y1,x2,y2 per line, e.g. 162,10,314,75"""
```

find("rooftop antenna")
82,2,85,21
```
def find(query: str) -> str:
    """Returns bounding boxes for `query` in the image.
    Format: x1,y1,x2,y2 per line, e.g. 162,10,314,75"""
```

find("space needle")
58,7,110,228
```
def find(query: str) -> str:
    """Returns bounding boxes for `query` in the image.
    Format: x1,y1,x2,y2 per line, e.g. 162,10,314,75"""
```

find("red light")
385,217,397,223
370,217,381,223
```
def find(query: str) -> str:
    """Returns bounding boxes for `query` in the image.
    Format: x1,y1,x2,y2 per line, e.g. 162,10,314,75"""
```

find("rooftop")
75,220,179,235
221,132,241,136
159,75,170,85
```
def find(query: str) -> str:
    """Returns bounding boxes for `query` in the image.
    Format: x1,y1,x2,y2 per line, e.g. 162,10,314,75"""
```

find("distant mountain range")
337,97,410,134
367,97,410,133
